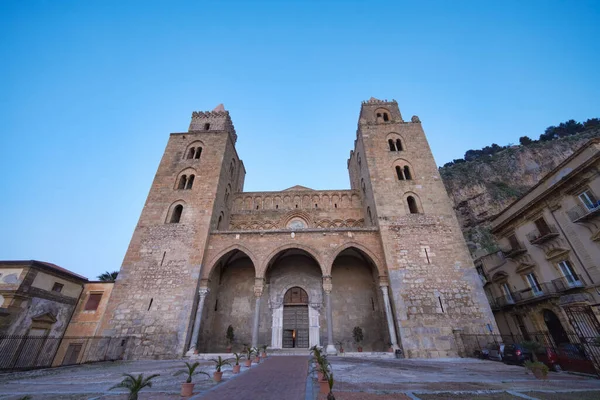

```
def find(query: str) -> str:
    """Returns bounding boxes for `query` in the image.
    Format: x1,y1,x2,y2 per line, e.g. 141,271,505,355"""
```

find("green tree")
519,136,533,145
97,271,119,281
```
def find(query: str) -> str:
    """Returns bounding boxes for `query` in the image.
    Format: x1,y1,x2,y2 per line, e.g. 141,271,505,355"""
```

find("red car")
555,343,596,375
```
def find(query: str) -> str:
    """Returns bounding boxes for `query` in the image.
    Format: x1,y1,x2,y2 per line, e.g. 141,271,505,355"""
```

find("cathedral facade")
97,98,497,359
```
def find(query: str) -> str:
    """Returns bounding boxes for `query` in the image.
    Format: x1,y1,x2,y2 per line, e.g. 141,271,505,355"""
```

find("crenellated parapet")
189,105,237,143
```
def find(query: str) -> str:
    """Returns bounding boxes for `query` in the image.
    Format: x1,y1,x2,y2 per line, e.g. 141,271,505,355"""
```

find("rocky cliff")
439,128,600,258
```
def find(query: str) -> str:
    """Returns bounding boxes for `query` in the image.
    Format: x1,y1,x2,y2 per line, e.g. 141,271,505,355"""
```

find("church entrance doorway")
543,309,569,345
282,287,309,348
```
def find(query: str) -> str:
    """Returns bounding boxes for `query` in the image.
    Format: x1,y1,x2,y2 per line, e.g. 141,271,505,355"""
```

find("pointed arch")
166,200,186,224
260,244,324,278
327,242,384,276
201,244,260,280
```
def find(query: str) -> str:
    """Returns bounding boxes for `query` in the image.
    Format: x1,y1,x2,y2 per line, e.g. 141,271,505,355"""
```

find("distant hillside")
439,127,600,258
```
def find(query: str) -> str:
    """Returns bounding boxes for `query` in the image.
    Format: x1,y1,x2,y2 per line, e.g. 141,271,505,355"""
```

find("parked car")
486,343,505,361
503,344,561,372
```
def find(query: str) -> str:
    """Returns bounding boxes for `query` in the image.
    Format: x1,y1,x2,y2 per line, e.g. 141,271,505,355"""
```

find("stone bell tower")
348,97,497,357
98,104,244,358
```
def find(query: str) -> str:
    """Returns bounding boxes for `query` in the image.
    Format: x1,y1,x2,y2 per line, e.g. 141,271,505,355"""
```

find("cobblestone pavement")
0,356,599,399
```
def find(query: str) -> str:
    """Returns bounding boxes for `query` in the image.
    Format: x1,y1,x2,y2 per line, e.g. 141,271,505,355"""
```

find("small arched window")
194,147,202,159
229,161,235,178
204,123,210,131
383,113,389,122
367,207,373,224
396,139,403,151
217,214,223,230
396,166,404,180
178,175,187,190
407,196,419,214
187,148,195,159
170,205,183,223
388,139,396,151
361,179,366,194
186,175,195,189
404,166,412,180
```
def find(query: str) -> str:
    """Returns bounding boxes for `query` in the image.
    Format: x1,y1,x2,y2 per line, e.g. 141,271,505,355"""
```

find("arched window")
170,205,183,223
396,166,404,180
186,175,195,189
407,196,419,214
229,161,235,178
383,113,389,122
204,123,210,130
187,148,195,159
396,139,403,151
367,207,373,224
217,214,223,230
388,139,396,151
404,166,412,180
361,179,366,194
194,147,202,159
178,175,187,190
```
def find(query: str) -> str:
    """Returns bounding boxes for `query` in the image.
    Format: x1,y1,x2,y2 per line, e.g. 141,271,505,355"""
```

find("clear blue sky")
1,1,598,279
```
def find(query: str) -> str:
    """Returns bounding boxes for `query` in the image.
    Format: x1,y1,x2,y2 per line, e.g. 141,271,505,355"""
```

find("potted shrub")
244,347,254,367
173,361,210,397
252,346,261,363
109,373,160,400
522,341,548,380
335,340,344,354
226,325,235,352
260,344,268,358
232,352,244,374
353,326,364,352
210,356,231,382
322,365,336,400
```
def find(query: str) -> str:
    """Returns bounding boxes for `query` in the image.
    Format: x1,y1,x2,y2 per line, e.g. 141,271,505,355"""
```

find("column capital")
254,277,265,298
322,275,332,294
378,275,390,287
198,287,210,297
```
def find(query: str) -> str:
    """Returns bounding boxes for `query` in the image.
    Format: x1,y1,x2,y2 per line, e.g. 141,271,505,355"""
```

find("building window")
178,175,187,190
403,166,412,180
578,189,598,211
383,113,389,122
194,147,202,159
204,123,210,130
525,273,543,296
170,205,183,223
185,175,195,189
51,282,64,293
534,217,551,235
396,139,403,151
84,293,103,311
217,213,223,230
396,166,404,180
187,148,195,159
388,139,396,151
558,260,581,286
407,196,419,214
501,283,513,302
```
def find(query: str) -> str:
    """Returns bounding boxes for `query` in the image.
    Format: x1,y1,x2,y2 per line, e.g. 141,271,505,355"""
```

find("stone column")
323,275,337,355
251,281,264,348
380,283,400,351
186,287,209,355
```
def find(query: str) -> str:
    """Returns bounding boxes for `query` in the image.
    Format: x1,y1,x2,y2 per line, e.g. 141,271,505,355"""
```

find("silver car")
486,343,505,361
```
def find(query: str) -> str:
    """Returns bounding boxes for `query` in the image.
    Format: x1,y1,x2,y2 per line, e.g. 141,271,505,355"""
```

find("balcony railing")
515,282,557,302
567,203,600,223
495,295,516,308
526,225,560,245
552,275,586,291
501,240,527,259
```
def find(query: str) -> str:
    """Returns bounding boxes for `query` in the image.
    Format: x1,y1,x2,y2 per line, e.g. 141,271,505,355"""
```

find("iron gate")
564,304,600,375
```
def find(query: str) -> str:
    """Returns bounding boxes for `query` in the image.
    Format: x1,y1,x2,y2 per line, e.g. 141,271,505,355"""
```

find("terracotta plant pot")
226,346,232,353
358,347,363,352
233,364,241,374
388,347,394,353
181,382,195,397
339,347,344,353
261,352,267,358
317,371,324,381
213,371,223,382
254,356,261,364
245,359,252,367
319,379,330,394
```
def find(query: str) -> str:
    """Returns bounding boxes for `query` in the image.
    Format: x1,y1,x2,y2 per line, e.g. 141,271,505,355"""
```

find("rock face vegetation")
439,119,600,257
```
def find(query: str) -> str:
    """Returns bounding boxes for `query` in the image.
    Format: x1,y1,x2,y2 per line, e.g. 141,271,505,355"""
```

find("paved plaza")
0,356,598,399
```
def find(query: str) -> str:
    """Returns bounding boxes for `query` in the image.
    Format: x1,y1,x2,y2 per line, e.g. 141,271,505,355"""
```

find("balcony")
495,295,516,308
515,282,558,303
526,225,560,245
567,203,600,223
501,240,527,259
552,275,586,292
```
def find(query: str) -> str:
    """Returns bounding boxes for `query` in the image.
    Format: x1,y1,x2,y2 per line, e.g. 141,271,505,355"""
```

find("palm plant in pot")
522,341,549,379
252,346,261,363
335,340,344,354
232,352,244,373
109,373,160,400
173,362,210,396
353,326,364,352
260,344,268,358
322,364,336,400
226,325,235,352
210,356,231,382
244,347,254,367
